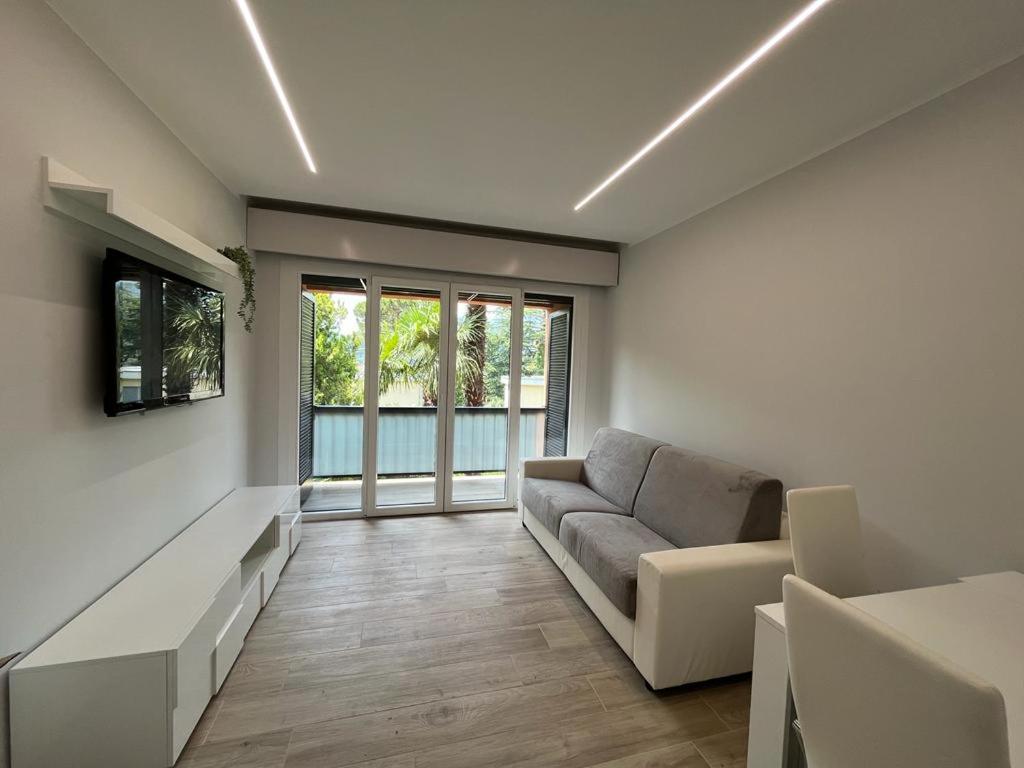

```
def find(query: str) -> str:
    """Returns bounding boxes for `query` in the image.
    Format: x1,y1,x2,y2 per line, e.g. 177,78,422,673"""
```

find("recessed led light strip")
232,0,318,174
574,0,834,211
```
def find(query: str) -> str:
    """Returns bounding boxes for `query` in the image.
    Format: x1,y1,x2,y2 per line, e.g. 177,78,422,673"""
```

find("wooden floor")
303,476,509,512
177,511,751,768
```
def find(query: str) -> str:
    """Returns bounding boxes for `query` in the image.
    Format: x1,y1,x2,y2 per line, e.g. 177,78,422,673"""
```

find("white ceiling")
48,0,1024,244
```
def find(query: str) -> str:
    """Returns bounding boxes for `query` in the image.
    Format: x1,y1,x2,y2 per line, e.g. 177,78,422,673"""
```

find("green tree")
115,281,142,367
314,292,364,405
480,307,511,406
379,298,482,406
476,306,547,407
521,307,547,377
163,282,223,395
463,303,487,406
312,295,548,409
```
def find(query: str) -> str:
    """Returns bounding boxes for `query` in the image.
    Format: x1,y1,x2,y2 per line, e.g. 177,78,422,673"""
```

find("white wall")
0,3,250,746
605,55,1024,591
247,208,620,287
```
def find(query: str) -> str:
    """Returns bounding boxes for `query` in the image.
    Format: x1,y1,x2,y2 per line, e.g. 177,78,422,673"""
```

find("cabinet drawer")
213,578,260,693
171,563,241,757
262,543,288,606
209,563,242,633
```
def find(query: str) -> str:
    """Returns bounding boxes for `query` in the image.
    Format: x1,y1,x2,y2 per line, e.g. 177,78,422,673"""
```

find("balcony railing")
312,405,547,478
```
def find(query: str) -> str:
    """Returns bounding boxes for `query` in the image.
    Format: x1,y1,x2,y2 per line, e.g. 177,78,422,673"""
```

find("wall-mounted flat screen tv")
103,249,224,416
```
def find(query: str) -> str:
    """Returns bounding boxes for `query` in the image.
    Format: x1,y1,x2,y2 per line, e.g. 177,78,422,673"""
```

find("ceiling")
48,0,1024,244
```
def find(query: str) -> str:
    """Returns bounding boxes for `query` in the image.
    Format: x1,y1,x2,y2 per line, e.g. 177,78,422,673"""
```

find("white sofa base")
634,540,795,688
523,508,635,656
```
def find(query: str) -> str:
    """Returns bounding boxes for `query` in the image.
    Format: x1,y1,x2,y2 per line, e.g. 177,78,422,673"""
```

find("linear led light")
232,0,318,173
574,0,834,211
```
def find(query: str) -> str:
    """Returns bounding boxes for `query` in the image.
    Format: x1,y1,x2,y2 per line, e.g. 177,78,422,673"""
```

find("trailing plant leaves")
218,245,255,332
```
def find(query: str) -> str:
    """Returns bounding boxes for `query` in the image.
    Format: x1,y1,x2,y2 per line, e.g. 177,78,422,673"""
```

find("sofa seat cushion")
522,479,627,539
581,428,667,513
559,512,675,618
633,446,783,549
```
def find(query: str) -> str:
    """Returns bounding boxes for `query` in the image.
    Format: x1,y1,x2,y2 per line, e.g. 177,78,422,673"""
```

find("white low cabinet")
10,486,301,768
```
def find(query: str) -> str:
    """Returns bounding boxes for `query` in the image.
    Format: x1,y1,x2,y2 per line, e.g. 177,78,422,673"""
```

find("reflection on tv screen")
114,278,143,404
162,277,224,401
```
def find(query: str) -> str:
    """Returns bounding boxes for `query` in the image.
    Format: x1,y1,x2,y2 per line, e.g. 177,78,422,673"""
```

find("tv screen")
103,250,224,416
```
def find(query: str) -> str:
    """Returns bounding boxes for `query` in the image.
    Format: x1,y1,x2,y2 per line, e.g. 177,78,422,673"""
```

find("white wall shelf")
42,156,240,283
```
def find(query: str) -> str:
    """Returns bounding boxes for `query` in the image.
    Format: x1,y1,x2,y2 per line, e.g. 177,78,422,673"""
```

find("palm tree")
378,298,483,406
163,283,223,395
463,303,487,406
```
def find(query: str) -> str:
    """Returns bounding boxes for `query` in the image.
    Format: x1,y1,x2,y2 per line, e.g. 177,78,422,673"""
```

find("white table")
748,572,1024,767
960,570,1024,606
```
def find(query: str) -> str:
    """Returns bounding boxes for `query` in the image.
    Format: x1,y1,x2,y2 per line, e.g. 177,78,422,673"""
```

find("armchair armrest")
633,539,794,689
519,456,584,482
518,457,584,522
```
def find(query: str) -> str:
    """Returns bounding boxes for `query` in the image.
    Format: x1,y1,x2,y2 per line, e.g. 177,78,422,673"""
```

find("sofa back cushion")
581,428,666,513
633,446,782,548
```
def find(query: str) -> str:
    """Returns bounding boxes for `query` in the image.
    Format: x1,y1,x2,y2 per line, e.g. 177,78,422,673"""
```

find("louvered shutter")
543,309,571,457
298,293,315,483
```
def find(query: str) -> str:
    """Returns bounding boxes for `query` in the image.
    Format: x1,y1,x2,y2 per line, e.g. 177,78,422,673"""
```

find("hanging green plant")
218,245,255,333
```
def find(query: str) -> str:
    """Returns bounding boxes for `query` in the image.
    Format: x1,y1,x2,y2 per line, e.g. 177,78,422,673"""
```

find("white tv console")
10,485,301,768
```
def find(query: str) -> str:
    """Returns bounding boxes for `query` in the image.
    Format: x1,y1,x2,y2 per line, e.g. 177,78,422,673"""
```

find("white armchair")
517,457,583,521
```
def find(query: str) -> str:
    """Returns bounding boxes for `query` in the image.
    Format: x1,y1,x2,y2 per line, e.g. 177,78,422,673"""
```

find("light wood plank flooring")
177,511,751,768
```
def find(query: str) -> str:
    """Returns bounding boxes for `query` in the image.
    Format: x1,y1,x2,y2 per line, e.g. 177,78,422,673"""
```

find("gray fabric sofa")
520,427,794,689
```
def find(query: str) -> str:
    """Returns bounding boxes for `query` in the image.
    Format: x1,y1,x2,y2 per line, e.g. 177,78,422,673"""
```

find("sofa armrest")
633,539,794,689
519,457,583,482
518,457,584,522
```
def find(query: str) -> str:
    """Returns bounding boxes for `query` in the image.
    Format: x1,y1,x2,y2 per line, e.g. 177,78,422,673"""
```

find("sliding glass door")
301,274,569,517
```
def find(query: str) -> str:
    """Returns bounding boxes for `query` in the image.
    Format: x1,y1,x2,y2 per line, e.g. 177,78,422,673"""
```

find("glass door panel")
444,286,521,510
521,293,574,459
300,277,368,515
451,291,512,504
374,283,446,511
519,301,549,460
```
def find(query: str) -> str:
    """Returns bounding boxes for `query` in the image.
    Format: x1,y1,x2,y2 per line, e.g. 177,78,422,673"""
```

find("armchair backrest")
634,445,782,548
581,427,665,513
